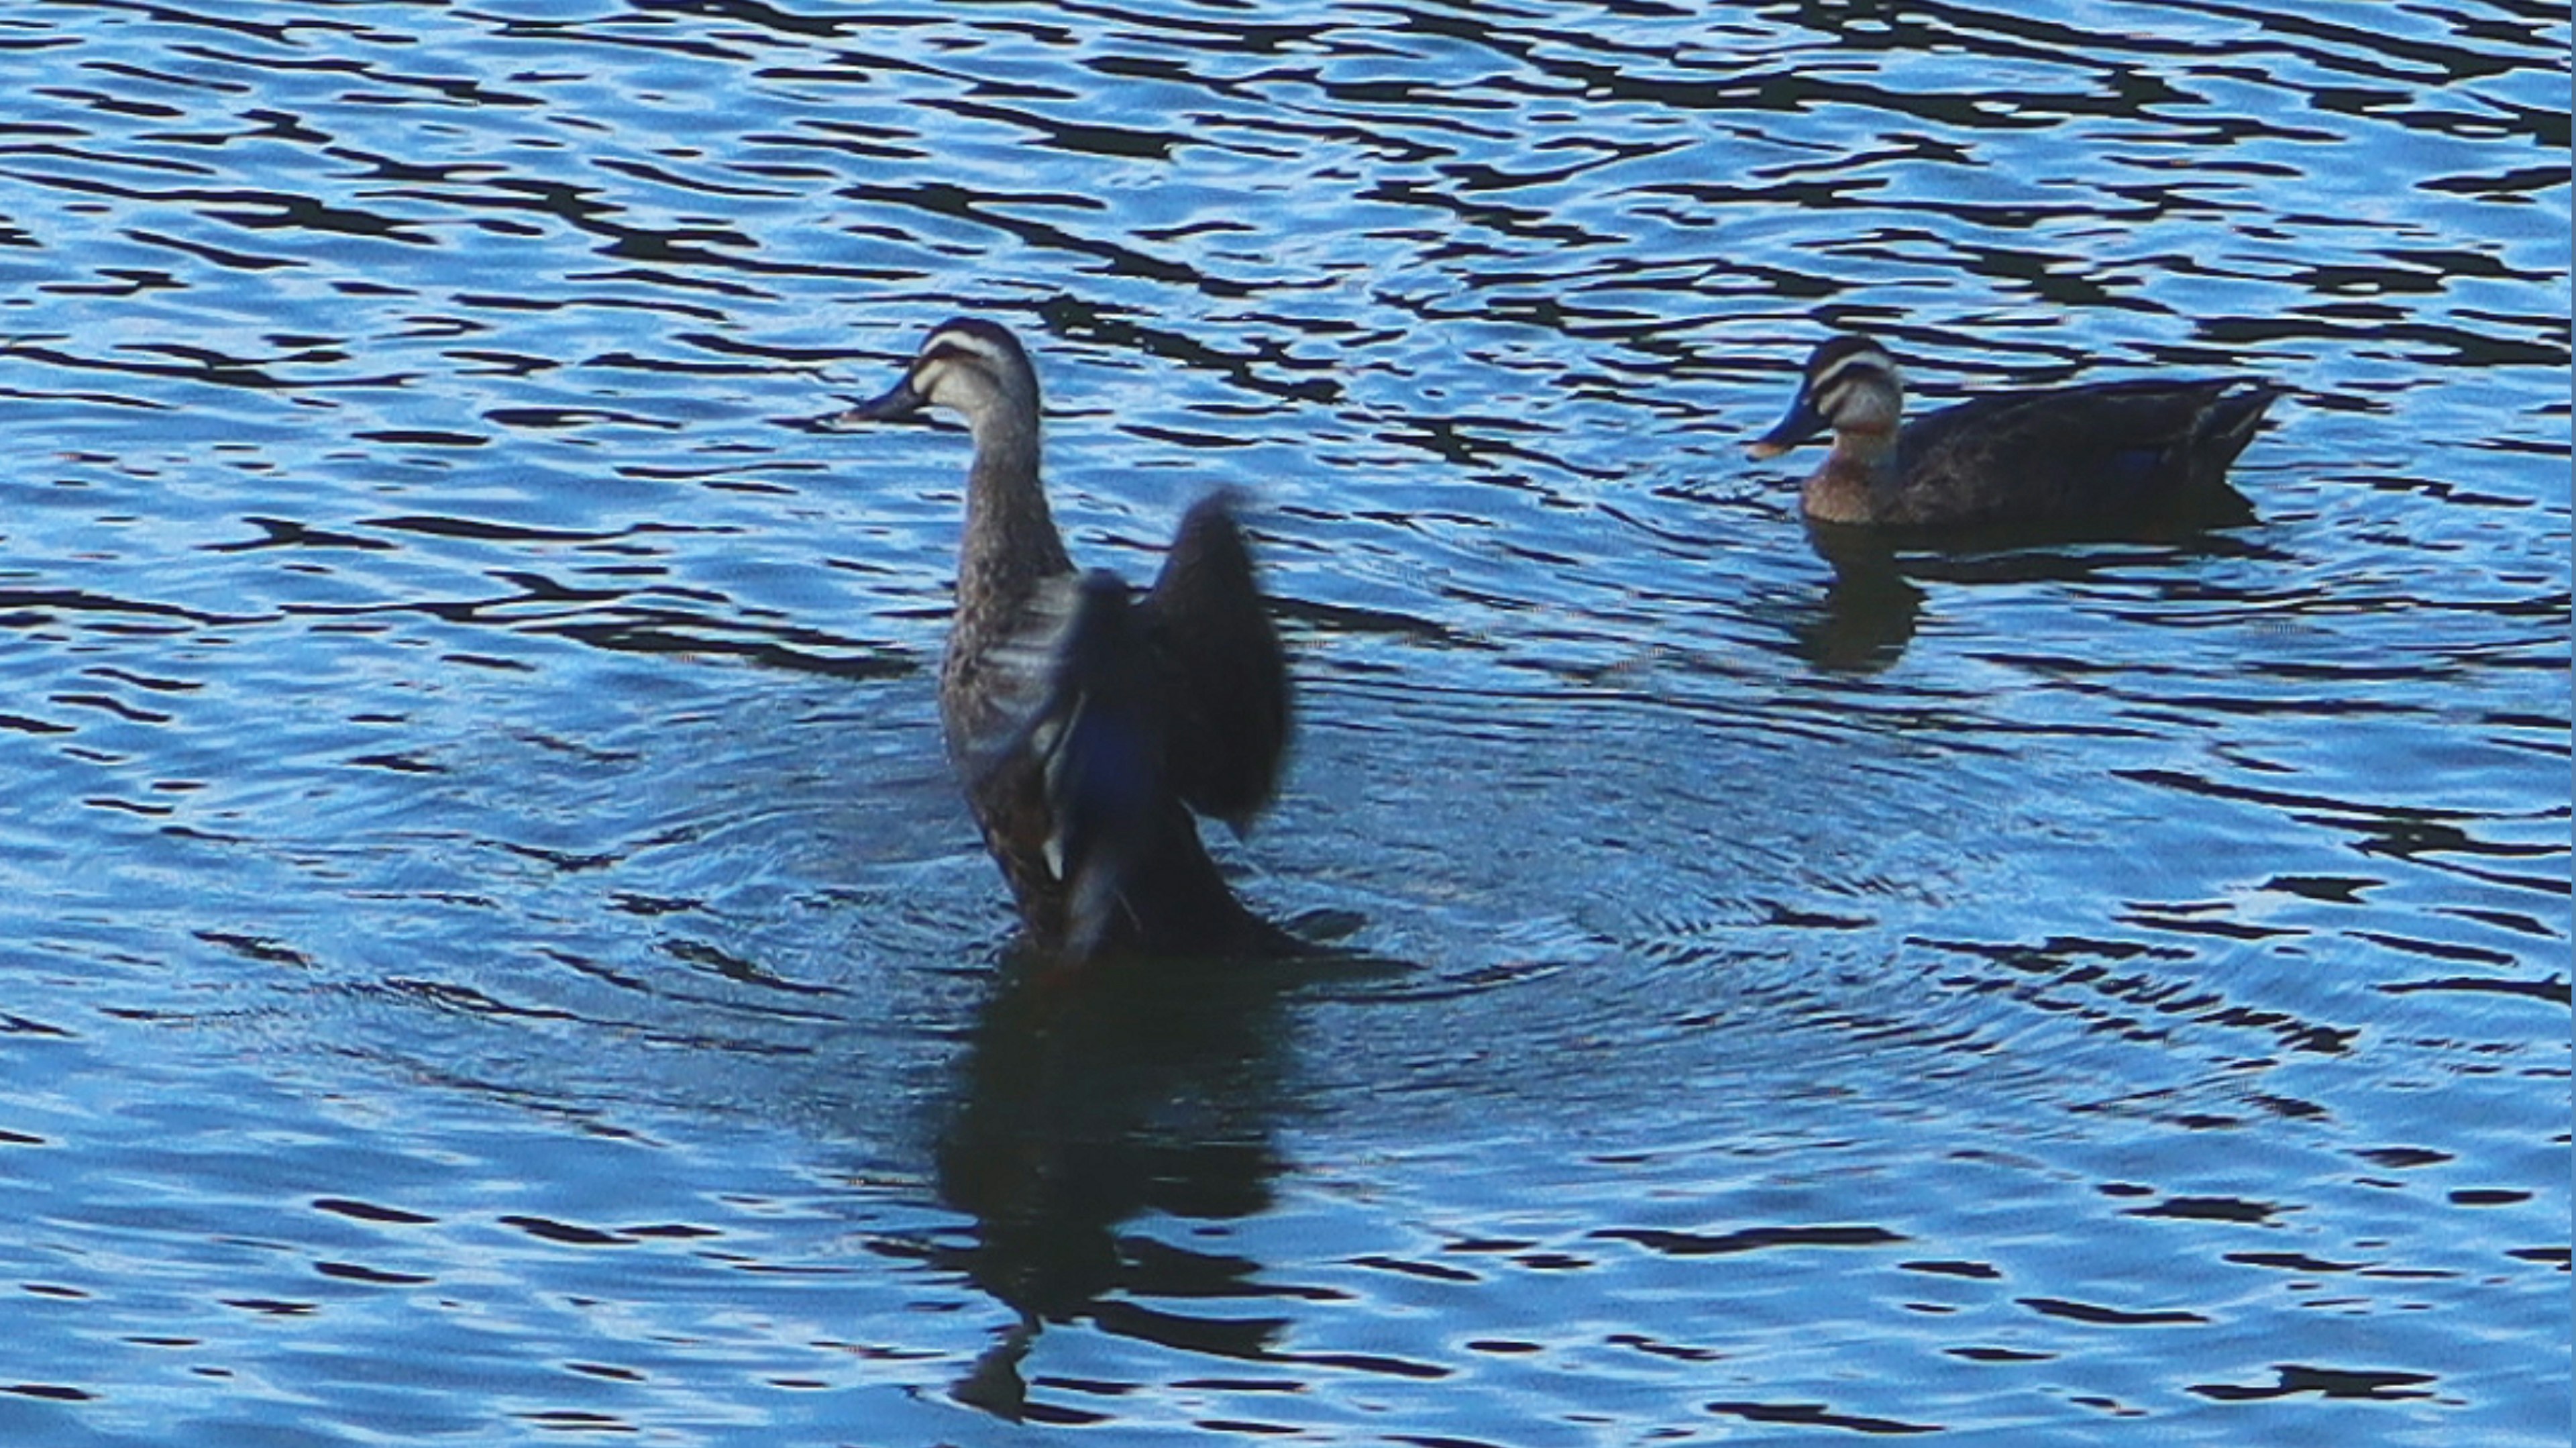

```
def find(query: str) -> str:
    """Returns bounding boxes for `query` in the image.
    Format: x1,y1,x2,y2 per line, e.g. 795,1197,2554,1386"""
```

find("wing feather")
1138,490,1290,834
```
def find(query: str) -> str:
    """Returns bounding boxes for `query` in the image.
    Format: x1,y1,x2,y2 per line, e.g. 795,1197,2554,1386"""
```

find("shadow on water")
1780,485,2287,671
900,945,1393,1424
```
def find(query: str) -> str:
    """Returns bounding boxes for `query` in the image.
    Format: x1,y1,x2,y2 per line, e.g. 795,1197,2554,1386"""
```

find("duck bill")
1747,395,1828,460
809,376,924,431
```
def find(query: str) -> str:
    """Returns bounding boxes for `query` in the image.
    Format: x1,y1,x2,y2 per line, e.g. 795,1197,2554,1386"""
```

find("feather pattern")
1750,332,2282,529
824,319,1295,968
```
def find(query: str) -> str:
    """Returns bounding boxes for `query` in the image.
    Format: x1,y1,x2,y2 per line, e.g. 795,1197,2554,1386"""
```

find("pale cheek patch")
1809,348,1895,395
926,331,1010,369
1809,353,1898,430
915,354,994,413
1809,355,1862,393
1816,377,1892,428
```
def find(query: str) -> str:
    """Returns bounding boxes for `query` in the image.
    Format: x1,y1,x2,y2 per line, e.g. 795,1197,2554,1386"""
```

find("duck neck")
957,412,1071,629
1804,425,1896,524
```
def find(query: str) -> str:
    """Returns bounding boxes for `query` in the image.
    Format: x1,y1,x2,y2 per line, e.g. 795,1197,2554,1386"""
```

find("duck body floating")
821,318,1291,968
1750,333,2282,529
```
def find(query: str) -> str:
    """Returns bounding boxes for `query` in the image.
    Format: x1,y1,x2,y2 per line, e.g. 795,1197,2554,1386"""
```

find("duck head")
819,317,1040,442
1748,333,1904,458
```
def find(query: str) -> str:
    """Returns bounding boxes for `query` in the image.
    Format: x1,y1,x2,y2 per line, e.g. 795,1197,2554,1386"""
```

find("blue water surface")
0,1,2565,1443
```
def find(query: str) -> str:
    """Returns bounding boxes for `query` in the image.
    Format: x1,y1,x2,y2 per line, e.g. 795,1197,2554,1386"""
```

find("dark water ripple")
0,0,2565,1443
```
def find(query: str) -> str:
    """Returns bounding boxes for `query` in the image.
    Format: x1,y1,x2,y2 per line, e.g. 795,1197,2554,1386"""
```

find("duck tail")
2196,382,2284,472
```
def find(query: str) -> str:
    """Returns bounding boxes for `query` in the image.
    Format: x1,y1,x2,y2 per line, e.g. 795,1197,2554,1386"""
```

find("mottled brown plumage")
820,318,1293,968
1750,333,2282,529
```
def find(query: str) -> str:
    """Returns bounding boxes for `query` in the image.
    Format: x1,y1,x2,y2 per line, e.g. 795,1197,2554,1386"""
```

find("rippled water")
1,1,2565,1443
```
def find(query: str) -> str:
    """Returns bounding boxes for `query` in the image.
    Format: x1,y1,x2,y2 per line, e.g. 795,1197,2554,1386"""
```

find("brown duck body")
830,318,1292,967
1755,334,2282,530
943,499,1289,962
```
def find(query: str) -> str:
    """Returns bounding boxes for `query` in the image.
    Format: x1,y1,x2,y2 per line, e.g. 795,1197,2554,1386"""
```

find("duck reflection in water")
814,317,1301,971
1747,331,2288,670
924,956,1303,1422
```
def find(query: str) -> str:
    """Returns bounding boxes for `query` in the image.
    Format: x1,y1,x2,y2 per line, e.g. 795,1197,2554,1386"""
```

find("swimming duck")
1748,333,2282,529
818,318,1292,968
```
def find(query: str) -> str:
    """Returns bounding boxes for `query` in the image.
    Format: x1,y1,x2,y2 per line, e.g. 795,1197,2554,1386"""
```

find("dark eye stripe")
1811,351,1891,393
910,339,991,389
1813,363,1900,421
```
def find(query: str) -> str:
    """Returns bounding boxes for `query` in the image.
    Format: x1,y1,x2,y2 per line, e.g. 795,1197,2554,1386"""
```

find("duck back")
1887,379,2279,527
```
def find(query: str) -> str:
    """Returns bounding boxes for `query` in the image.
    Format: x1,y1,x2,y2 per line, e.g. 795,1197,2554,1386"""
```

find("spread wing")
1034,572,1165,961
957,494,1289,960
1138,490,1291,835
